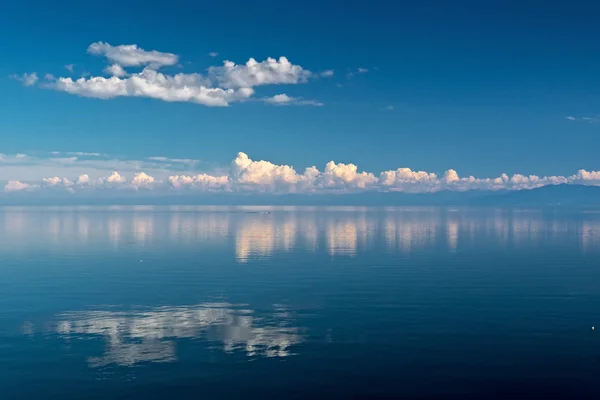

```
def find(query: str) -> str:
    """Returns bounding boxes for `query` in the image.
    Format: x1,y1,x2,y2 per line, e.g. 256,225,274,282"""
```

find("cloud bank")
15,42,326,107
3,152,599,195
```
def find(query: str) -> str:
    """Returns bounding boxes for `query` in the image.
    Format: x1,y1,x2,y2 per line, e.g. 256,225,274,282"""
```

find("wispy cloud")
10,72,38,86
208,51,219,57
565,115,600,123
64,64,74,73
320,69,334,77
383,105,394,111
264,94,323,107
347,67,369,79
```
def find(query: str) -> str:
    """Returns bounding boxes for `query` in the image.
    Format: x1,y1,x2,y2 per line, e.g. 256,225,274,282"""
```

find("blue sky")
2,0,600,195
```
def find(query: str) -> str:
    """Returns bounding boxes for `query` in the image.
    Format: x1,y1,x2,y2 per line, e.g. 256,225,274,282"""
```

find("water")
1,206,600,399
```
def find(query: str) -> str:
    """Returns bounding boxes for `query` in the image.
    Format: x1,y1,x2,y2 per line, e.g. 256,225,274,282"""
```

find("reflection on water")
5,206,600,397
29,303,303,368
1,207,600,261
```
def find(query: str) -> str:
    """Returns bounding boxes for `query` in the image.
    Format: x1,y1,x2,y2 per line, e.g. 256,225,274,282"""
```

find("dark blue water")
1,206,600,399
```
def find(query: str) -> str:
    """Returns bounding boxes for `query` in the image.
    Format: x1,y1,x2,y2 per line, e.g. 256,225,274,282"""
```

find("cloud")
87,41,178,68
264,94,323,106
347,67,369,79
384,105,394,111
147,156,198,164
4,151,600,196
103,64,127,77
565,115,600,123
168,174,229,190
209,57,311,89
18,42,322,108
4,181,31,192
320,69,334,77
10,72,38,86
75,174,90,185
52,69,254,106
208,52,219,57
65,64,74,73
131,172,155,187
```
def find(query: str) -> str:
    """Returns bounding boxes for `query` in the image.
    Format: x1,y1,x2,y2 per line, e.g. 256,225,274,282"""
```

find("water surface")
1,206,600,398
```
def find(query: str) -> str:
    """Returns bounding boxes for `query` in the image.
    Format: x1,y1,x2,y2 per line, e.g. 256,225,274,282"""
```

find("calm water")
1,206,600,399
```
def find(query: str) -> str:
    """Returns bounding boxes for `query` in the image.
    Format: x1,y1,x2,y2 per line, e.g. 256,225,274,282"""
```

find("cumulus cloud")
168,174,229,190
4,181,31,192
265,94,323,106
4,152,600,196
105,171,126,184
18,42,323,108
320,161,377,190
75,174,90,185
209,57,311,89
53,69,254,106
131,172,155,187
88,42,178,68
104,64,127,77
42,177,72,187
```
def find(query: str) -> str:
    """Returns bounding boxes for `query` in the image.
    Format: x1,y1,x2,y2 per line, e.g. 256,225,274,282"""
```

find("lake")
1,206,600,399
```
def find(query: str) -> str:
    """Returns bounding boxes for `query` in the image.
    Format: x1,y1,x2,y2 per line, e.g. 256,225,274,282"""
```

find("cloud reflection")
1,207,600,259
52,302,303,367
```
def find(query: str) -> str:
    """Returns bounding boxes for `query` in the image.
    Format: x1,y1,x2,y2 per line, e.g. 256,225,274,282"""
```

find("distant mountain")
467,184,600,206
0,184,598,207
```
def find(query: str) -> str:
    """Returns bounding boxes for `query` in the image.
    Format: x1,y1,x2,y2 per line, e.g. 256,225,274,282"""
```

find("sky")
1,0,600,196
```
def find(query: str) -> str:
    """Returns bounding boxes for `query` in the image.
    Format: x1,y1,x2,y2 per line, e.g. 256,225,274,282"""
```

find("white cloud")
19,42,322,108
209,57,311,89
105,171,126,184
147,156,198,164
4,151,600,196
53,69,254,106
65,64,74,73
11,72,38,86
75,174,90,185
42,177,72,187
88,42,178,68
265,94,323,107
168,174,229,190
4,181,31,192
104,64,127,77
566,115,600,123
131,172,155,187
357,67,369,73
208,52,219,57
320,161,378,190
379,168,438,191
320,70,334,77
